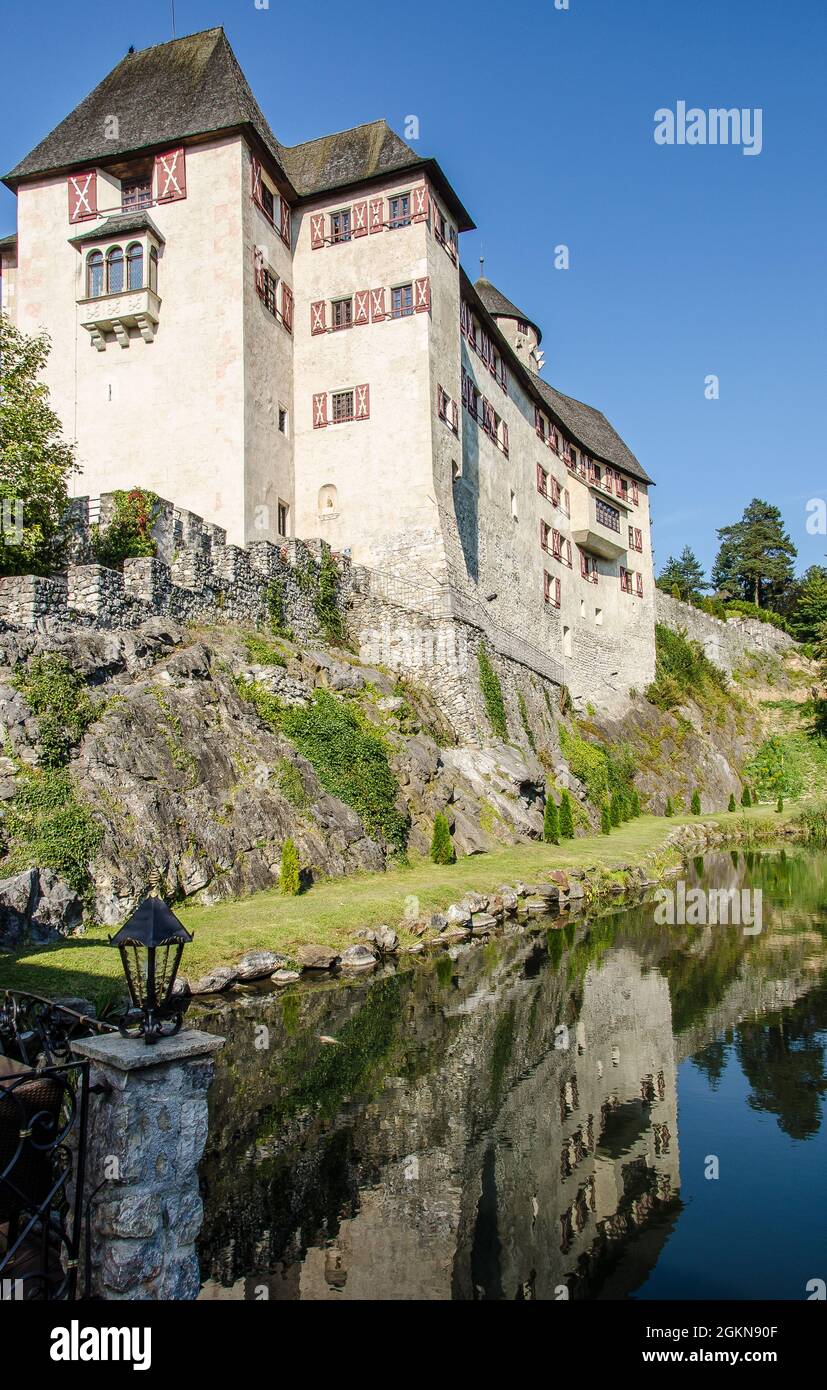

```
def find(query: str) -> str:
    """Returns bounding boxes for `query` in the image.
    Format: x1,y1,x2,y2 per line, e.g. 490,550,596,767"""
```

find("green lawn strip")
0,803,799,1007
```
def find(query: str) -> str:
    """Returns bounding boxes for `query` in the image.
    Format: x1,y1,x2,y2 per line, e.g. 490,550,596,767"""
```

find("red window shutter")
451,399,459,434
580,549,587,579
354,290,370,326
501,421,509,456
552,530,561,560
310,213,325,249
311,300,326,335
369,197,384,233
551,478,560,506
355,384,370,420
566,540,572,568
253,248,264,296
250,155,263,208
281,284,293,332
414,277,431,313
369,288,386,322
536,464,544,495
636,573,644,597
155,148,186,202
555,577,561,608
352,201,368,237
313,392,328,428
500,363,508,393
544,572,550,602
437,385,446,418
535,406,543,437
540,520,547,549
616,473,624,499
635,527,642,551
280,199,292,246
632,481,639,505
460,301,469,338
68,171,96,223
411,184,429,223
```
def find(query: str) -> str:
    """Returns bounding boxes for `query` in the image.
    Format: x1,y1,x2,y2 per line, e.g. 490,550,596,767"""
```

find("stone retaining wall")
655,590,795,675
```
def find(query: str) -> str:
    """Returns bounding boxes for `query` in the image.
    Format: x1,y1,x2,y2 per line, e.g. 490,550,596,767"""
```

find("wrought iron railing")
0,991,115,1301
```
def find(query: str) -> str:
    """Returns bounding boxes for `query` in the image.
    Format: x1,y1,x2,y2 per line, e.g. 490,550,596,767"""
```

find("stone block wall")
655,590,795,676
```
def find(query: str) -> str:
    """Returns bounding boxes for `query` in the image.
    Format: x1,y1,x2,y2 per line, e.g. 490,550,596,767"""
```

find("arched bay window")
126,242,143,290
107,246,124,294
87,249,104,298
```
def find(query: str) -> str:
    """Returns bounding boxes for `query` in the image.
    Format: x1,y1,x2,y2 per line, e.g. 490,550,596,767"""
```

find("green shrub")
3,768,102,892
601,803,611,835
724,599,791,634
728,793,737,812
543,795,559,844
691,789,701,814
609,791,622,827
315,549,344,642
274,758,308,809
646,624,728,712
745,735,805,801
243,634,287,667
518,691,536,752
91,488,159,567
430,812,456,864
741,786,752,807
279,837,301,895
665,797,674,817
630,788,641,817
264,579,290,636
777,796,784,812
558,723,636,811
559,790,574,839
478,644,507,739
12,654,96,767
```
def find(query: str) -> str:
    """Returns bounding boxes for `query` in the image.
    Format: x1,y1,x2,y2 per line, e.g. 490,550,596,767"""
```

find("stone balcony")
569,485,629,561
78,286,161,349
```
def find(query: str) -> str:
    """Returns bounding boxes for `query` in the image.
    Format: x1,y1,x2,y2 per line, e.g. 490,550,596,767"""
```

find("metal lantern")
109,897,193,1045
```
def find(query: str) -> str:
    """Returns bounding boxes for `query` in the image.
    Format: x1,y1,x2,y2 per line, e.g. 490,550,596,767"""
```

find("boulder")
471,912,498,934
567,880,585,900
430,912,449,932
446,903,472,927
499,889,519,915
374,925,399,954
438,925,471,942
549,871,570,890
462,892,489,914
339,944,378,972
534,883,562,902
236,949,288,981
272,969,301,986
191,965,238,995
296,943,339,970
31,870,83,937
524,898,550,915
0,869,38,947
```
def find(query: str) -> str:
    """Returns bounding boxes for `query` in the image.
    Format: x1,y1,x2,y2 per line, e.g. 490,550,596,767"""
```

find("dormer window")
517,319,529,335
122,176,152,210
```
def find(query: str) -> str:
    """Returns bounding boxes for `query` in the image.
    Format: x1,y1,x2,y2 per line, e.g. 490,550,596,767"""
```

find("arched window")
107,246,124,294
126,242,143,290
149,246,158,293
87,250,104,298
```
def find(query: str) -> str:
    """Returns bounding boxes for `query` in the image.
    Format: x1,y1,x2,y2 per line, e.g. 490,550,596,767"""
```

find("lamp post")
109,892,193,1045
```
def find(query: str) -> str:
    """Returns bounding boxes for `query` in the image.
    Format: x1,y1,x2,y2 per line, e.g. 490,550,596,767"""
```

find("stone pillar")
70,1029,224,1300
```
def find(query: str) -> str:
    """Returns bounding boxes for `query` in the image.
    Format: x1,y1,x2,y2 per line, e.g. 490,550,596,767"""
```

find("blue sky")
2,0,825,581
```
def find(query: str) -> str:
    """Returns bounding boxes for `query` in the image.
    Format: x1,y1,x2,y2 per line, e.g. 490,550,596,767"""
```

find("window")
631,481,639,506
620,566,633,594
331,210,351,243
595,607,603,625
261,184,275,224
595,498,621,533
107,246,124,294
563,625,572,656
87,250,104,298
510,490,518,522
579,549,599,584
278,407,288,436
149,246,158,292
544,572,561,608
277,501,289,537
391,283,413,318
617,475,629,502
261,269,278,317
517,319,529,335
636,573,644,597
122,176,151,210
536,464,549,498
126,242,143,290
332,297,353,330
332,390,354,423
388,193,410,228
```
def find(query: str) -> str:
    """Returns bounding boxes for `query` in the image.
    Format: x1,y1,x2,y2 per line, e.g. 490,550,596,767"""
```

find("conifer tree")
430,812,456,864
691,789,701,814
543,795,559,844
610,791,622,827
601,803,612,835
664,797,674,817
279,837,301,895
559,790,574,839
630,787,641,817
777,796,784,813
728,793,737,812
741,786,752,808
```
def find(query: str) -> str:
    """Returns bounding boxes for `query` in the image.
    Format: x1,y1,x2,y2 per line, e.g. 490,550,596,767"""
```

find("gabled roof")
3,27,289,189
461,269,653,485
281,120,474,229
68,210,165,247
475,276,542,345
0,233,17,254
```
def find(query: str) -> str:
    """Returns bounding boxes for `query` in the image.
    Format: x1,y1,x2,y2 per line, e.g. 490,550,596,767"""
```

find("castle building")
1,27,656,707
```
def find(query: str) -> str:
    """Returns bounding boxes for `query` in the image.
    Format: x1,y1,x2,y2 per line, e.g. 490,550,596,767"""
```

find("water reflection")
195,850,827,1300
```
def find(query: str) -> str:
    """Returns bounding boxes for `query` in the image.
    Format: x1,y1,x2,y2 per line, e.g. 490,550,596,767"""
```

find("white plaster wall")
0,246,17,320
13,139,247,541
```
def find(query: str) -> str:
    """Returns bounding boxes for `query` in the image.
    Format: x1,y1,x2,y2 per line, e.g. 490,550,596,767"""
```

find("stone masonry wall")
655,590,795,676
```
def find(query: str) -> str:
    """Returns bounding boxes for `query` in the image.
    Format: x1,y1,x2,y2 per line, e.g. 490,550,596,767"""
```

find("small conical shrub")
630,788,641,817
728,793,736,812
610,791,622,827
664,797,674,818
777,796,784,813
741,786,752,808
543,795,559,844
691,790,701,815
601,803,612,835
430,812,456,864
279,837,301,895
559,790,574,839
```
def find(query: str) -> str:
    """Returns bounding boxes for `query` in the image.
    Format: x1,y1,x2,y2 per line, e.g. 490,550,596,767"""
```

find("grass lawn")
0,803,797,1009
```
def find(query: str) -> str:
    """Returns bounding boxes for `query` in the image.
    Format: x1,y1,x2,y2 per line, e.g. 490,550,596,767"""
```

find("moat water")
195,849,827,1300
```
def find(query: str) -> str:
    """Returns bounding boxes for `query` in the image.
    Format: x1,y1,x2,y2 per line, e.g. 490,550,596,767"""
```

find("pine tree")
777,796,784,813
741,786,752,808
279,837,301,895
713,499,797,609
430,812,456,864
601,803,612,835
630,787,641,817
791,566,827,642
664,797,674,817
728,793,737,812
543,794,559,844
559,790,574,839
610,791,622,826
691,789,701,815
656,546,707,603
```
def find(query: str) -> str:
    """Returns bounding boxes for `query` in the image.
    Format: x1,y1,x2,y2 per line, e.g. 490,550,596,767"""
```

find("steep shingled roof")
475,276,542,345
3,27,288,186
68,210,166,246
462,269,652,485
0,233,17,253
